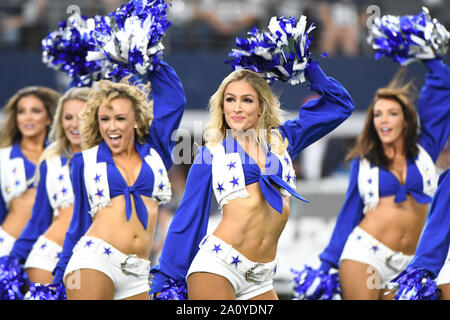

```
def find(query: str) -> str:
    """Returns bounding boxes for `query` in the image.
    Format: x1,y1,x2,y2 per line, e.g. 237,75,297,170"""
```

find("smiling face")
16,95,51,140
223,80,262,132
373,98,406,147
62,99,85,153
98,97,137,156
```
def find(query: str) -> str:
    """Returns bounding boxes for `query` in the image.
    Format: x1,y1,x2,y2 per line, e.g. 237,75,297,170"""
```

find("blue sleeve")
417,59,450,161
146,61,187,170
0,185,7,225
52,153,92,284
150,147,213,293
408,170,450,278
318,158,364,271
279,60,355,160
9,161,53,263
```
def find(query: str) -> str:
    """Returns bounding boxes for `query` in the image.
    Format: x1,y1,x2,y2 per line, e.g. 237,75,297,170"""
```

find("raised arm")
417,58,450,161
407,170,450,278
146,61,187,169
319,158,365,271
279,60,355,161
150,147,213,295
52,153,92,284
9,161,53,263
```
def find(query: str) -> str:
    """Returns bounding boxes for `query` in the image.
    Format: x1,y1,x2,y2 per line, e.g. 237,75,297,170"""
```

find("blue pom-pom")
24,283,67,300
153,279,187,300
42,14,102,87
291,265,341,300
389,267,439,300
367,7,450,65
227,15,316,85
0,255,30,300
87,0,171,81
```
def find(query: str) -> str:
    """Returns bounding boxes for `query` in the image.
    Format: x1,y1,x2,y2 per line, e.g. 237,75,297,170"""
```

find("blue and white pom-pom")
291,265,341,300
153,279,187,300
367,7,450,65
389,267,439,300
0,255,30,300
228,15,316,85
87,0,171,81
24,283,67,300
42,14,101,87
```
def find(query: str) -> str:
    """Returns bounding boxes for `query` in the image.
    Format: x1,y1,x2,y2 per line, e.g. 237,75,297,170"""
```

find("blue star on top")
95,188,104,199
158,168,164,175
227,161,236,170
40,243,48,250
284,156,290,165
230,176,239,188
216,182,225,194
61,187,68,196
15,180,20,186
285,173,292,183
94,174,101,183
103,247,112,256
52,193,58,201
231,255,241,267
12,167,17,175
85,239,94,247
369,191,374,198
368,178,372,184
212,244,222,254
158,183,165,191
58,174,64,182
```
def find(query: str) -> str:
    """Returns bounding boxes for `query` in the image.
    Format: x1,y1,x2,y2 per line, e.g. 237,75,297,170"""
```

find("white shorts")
340,227,413,289
0,226,16,257
24,235,62,274
64,236,151,300
187,234,278,300
436,246,450,286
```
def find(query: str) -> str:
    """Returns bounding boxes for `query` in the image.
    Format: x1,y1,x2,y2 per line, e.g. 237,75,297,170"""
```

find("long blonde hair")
204,69,288,154
39,87,91,161
80,77,153,150
0,86,60,148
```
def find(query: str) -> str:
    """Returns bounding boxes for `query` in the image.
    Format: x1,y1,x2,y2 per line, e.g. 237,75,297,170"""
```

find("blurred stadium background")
1,0,449,299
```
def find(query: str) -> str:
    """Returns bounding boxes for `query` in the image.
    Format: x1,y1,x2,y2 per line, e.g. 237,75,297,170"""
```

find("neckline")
100,141,145,188
226,135,268,174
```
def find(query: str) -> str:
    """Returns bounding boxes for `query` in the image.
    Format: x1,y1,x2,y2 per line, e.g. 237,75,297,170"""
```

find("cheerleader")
8,87,90,285
52,60,186,300
0,86,60,257
316,58,449,300
150,57,355,300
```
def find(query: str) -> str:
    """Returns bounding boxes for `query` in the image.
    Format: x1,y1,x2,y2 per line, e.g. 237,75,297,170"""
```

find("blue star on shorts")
231,255,241,267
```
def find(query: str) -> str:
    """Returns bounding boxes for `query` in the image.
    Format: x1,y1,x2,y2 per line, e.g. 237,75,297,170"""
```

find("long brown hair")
0,86,60,148
346,67,419,167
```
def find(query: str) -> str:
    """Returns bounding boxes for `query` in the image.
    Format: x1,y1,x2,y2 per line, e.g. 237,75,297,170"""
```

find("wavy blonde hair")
0,86,60,148
204,69,287,154
39,87,91,161
80,77,153,149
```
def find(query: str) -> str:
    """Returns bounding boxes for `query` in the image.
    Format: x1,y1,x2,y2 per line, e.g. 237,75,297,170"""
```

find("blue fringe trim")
0,255,30,300
291,265,341,300
390,267,439,300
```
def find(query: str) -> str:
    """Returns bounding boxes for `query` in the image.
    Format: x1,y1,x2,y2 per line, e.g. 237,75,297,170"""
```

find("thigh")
26,268,54,285
438,284,450,300
250,289,278,300
339,260,381,300
187,272,236,300
65,268,115,300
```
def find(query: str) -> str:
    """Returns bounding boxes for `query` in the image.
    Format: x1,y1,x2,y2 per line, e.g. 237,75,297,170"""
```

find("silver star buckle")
245,263,263,283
